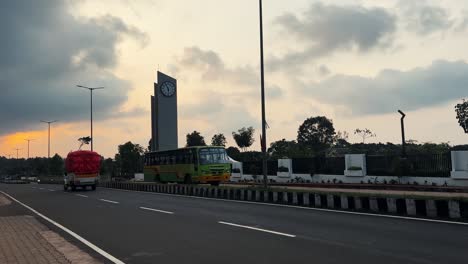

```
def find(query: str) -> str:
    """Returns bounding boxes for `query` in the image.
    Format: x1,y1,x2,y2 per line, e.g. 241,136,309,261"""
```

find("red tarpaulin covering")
65,150,101,174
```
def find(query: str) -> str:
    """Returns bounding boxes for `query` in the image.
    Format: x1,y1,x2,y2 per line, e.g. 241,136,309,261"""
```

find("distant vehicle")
64,150,101,191
144,146,231,186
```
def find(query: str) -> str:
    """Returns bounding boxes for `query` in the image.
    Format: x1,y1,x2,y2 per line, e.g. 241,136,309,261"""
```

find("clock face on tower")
160,82,176,97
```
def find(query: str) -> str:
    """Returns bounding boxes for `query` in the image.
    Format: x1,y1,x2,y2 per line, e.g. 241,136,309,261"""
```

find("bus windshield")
199,148,230,165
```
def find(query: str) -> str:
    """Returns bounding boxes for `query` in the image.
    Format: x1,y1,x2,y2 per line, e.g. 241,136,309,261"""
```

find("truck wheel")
92,185,96,191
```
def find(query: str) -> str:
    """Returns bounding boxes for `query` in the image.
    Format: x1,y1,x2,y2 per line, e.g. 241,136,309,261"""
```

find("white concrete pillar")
247,190,252,201
355,197,362,210
283,192,289,203
406,199,416,216
315,194,321,207
340,195,348,209
263,191,269,202
387,198,397,213
273,192,278,203
449,200,461,219
426,200,437,218
303,193,310,206
370,198,379,212
240,189,245,200
292,192,298,205
255,191,261,202
327,195,334,209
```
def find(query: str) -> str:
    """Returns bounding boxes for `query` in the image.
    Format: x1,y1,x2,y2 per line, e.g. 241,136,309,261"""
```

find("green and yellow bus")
143,146,231,185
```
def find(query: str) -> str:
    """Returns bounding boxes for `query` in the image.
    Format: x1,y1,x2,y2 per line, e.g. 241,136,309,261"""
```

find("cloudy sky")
1,0,467,158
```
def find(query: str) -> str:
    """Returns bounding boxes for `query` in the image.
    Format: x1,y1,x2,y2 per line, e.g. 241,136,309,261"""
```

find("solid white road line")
99,199,119,204
219,221,296,238
39,188,45,190
48,189,55,191
101,187,468,226
75,194,88,198
139,206,174,215
0,191,124,264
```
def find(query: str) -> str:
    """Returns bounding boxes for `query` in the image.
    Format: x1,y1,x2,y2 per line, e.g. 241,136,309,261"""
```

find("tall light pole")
24,139,35,159
77,85,104,152
41,120,58,158
13,148,21,159
398,110,406,158
259,0,268,188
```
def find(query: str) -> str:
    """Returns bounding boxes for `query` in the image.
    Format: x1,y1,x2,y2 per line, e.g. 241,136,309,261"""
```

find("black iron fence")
242,153,451,177
242,160,278,176
366,153,452,177
292,157,345,175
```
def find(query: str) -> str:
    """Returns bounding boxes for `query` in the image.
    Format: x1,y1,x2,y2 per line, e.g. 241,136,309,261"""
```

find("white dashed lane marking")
99,199,119,204
139,206,174,215
218,221,296,238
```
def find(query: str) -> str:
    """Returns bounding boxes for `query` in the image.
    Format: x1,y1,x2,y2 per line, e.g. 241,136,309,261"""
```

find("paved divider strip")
99,182,468,221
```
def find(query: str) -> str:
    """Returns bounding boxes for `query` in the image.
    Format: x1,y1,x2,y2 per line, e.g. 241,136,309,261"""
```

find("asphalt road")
1,183,468,264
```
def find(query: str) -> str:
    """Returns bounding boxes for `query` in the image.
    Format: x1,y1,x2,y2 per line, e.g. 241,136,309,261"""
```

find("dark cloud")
398,1,453,35
175,46,258,87
303,60,468,116
0,0,147,135
270,3,396,71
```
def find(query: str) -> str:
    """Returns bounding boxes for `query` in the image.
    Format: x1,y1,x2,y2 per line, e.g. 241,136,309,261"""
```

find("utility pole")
13,148,21,159
77,85,104,152
398,110,406,157
24,139,35,159
41,120,58,158
259,0,268,188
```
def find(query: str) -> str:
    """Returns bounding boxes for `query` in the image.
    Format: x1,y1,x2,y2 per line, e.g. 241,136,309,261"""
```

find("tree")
455,99,468,133
186,131,206,147
232,127,255,151
49,154,64,176
297,116,336,153
226,146,241,160
268,139,309,158
116,142,145,177
148,138,153,152
211,133,227,147
354,128,376,143
78,136,92,150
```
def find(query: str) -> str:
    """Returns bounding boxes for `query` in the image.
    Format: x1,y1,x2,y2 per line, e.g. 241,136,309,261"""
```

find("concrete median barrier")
98,182,468,221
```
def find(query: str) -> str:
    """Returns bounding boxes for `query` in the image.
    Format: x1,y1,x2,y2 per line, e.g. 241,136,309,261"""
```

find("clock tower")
151,71,178,151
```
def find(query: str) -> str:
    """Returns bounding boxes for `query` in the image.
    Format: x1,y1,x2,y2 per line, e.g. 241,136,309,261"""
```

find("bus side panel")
143,166,158,182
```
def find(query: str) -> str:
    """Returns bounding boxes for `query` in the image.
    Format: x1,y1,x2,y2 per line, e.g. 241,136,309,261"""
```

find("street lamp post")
41,120,58,158
13,148,21,159
77,85,104,152
398,110,406,157
24,139,35,159
259,0,268,188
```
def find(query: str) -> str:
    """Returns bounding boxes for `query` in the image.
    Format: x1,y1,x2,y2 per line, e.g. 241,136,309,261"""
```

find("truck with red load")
64,150,101,191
